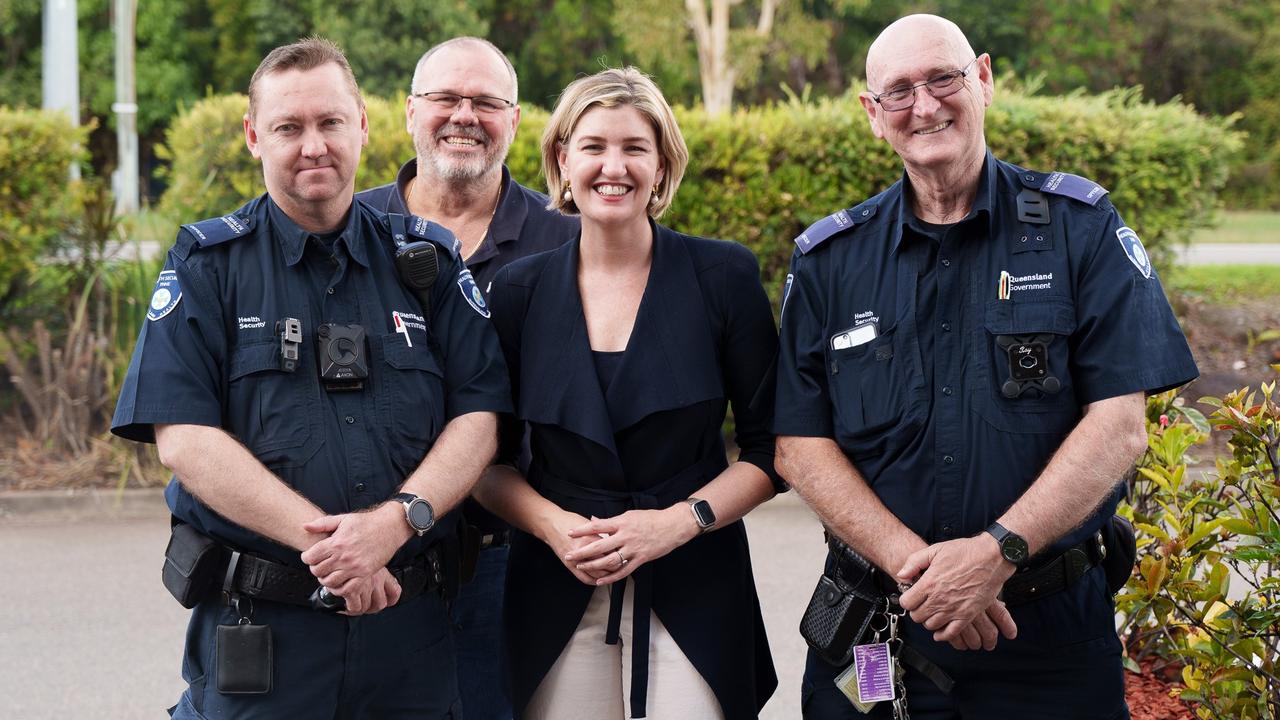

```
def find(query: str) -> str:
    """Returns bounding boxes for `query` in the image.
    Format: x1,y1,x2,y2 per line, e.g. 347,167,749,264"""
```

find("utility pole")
42,0,81,180
113,0,139,214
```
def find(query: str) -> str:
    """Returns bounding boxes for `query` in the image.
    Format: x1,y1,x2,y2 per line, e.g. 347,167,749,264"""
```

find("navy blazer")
489,223,781,719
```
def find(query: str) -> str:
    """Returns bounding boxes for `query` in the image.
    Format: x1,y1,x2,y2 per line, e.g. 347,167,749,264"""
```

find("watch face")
1001,535,1029,565
691,500,716,528
406,499,434,531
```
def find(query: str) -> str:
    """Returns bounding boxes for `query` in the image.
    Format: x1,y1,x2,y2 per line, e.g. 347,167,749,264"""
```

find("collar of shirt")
391,159,526,266
267,195,368,268
890,148,997,255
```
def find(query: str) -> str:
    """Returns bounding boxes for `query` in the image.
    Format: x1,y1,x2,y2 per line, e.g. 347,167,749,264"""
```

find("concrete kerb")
0,487,169,524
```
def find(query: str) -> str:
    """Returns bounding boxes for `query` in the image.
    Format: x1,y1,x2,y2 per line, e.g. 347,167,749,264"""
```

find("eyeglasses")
871,58,978,112
412,91,515,115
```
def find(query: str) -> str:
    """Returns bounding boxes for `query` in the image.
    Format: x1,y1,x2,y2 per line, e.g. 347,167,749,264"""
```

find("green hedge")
0,108,89,300
157,88,1241,302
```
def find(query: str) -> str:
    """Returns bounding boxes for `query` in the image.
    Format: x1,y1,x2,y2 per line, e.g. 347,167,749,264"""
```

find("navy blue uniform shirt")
111,194,512,566
774,151,1198,554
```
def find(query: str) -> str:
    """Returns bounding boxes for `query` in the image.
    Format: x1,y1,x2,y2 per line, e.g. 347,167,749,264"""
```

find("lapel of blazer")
517,238,619,454
604,223,723,432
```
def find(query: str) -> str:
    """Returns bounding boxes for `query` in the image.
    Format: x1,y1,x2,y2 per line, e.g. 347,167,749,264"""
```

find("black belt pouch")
1101,514,1138,594
216,623,273,694
162,522,226,609
799,542,884,666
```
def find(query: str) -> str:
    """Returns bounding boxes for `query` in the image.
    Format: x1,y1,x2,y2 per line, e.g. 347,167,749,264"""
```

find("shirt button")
941,322,951,331
345,415,355,424
942,524,954,536
327,287,335,295
940,258,952,267
942,386,953,396
354,483,366,493
943,455,955,465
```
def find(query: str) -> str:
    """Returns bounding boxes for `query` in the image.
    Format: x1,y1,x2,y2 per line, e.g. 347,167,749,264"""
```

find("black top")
489,223,782,719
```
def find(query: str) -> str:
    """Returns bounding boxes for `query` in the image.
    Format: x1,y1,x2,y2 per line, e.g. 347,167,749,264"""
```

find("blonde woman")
475,67,781,719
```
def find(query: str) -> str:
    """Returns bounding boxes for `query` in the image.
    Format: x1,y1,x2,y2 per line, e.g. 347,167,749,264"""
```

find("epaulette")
794,201,878,255
180,214,255,248
1018,170,1108,207
174,213,255,260
389,213,462,259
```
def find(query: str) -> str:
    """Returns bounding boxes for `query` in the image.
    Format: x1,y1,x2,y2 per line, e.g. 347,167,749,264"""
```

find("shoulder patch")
180,214,254,248
456,268,490,318
146,270,182,321
795,204,877,255
1025,171,1109,207
404,214,462,258
1115,227,1152,279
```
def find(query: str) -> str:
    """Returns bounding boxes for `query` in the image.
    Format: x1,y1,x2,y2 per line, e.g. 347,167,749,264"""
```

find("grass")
1192,211,1280,244
1165,264,1280,302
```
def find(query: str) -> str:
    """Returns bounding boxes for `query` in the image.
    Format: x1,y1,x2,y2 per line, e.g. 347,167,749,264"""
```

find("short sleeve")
430,252,514,420
773,250,836,437
111,248,227,443
1069,205,1199,404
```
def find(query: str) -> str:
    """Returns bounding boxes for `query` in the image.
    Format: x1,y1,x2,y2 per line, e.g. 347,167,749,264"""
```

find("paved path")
1176,242,1280,265
0,491,825,719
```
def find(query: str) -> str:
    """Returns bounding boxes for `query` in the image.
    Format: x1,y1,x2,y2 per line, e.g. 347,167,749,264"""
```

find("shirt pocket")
972,298,1078,434
827,324,923,457
227,340,321,466
377,333,446,455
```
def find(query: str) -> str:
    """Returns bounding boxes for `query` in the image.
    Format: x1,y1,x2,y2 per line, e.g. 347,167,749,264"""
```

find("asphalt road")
0,492,826,719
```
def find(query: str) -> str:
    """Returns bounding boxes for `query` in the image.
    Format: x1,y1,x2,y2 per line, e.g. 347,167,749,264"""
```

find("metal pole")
113,0,139,214
42,0,81,180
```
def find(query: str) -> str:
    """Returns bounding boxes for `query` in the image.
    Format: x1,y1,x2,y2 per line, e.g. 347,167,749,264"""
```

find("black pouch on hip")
162,522,226,609
216,583,273,695
1101,514,1138,594
216,623,273,694
799,538,885,666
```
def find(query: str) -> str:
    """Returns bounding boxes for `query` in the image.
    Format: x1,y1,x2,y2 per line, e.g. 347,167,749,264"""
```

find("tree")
617,0,832,114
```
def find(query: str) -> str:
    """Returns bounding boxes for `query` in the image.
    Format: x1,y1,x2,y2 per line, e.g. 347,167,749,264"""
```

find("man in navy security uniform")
357,36,577,720
774,14,1197,719
112,38,510,718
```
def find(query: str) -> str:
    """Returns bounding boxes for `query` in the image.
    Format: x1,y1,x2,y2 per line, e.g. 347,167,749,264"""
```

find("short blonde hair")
541,67,689,218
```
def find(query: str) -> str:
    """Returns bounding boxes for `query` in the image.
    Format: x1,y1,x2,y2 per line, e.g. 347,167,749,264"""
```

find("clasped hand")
895,535,1019,651
554,506,699,587
300,503,408,616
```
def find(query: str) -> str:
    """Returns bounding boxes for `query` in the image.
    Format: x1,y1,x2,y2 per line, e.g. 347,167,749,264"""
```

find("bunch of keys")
835,605,910,719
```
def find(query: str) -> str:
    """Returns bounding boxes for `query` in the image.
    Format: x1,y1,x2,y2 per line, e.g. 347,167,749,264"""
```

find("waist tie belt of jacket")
536,455,725,719
220,544,446,609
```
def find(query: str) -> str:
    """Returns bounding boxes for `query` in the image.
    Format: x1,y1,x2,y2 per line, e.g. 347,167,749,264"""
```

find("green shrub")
1119,383,1280,719
0,108,89,310
157,87,1241,303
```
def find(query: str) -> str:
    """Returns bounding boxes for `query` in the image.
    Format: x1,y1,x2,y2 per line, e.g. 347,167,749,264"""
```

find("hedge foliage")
0,108,89,299
157,87,1241,301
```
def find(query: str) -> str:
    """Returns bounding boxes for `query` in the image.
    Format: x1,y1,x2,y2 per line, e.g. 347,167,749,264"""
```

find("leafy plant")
1118,377,1280,719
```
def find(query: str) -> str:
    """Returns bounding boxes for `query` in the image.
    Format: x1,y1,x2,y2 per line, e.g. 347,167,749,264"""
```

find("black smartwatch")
985,521,1029,566
686,498,716,533
393,492,435,537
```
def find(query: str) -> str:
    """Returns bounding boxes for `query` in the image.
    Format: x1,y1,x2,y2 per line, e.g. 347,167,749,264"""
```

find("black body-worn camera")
997,333,1061,398
317,323,368,391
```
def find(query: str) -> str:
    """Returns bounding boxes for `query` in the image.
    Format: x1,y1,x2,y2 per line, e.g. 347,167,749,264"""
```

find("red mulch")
1127,661,1195,720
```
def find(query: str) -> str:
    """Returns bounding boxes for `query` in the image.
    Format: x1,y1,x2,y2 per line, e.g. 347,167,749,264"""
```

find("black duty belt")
221,546,445,610
1002,531,1105,606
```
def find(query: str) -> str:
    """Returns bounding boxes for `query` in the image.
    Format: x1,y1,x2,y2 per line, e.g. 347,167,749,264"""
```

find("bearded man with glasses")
358,36,577,720
773,14,1196,719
